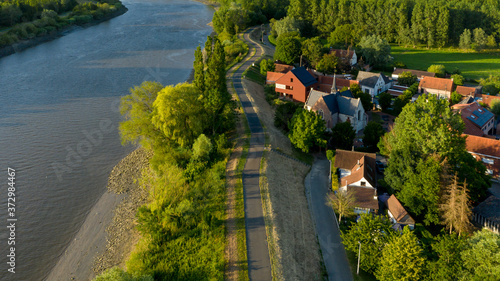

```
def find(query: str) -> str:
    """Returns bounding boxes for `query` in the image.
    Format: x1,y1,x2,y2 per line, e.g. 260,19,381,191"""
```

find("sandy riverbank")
0,5,127,59
46,148,151,280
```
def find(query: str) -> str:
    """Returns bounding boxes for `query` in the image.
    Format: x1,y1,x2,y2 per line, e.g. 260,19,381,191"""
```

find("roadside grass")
391,45,500,80
243,64,265,85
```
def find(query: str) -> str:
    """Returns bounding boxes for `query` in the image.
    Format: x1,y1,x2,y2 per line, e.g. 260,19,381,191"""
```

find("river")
0,0,213,280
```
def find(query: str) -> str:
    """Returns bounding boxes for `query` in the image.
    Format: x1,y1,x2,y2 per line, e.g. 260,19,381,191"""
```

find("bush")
326,150,335,161
427,64,446,78
451,74,464,86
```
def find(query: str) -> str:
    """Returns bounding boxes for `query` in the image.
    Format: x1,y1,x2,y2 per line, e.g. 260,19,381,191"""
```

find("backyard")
391,45,500,81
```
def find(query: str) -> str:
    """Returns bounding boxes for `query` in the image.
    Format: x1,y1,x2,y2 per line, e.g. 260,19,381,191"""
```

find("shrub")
427,64,446,78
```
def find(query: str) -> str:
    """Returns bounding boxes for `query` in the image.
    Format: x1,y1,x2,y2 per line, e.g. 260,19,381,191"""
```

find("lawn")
391,45,500,81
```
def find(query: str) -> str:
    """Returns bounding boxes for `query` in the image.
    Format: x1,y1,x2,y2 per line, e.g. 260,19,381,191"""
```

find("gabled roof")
386,195,415,225
335,150,377,188
463,103,494,128
456,85,477,97
337,95,359,116
419,76,454,92
348,186,379,210
322,94,339,114
465,134,500,158
266,71,285,84
331,49,355,60
275,63,294,73
356,71,390,88
305,89,328,109
291,67,317,87
335,149,377,170
392,68,435,78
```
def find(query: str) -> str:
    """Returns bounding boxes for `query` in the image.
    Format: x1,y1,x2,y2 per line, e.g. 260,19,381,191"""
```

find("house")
356,71,392,97
473,195,500,234
452,102,495,136
481,94,500,107
305,89,367,132
273,67,318,103
334,149,378,214
392,68,435,81
313,73,359,93
274,62,294,73
330,48,357,66
456,85,480,98
386,195,415,230
465,134,500,181
418,76,454,99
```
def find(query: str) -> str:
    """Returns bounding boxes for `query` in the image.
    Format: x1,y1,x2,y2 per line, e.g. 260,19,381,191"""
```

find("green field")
391,45,500,80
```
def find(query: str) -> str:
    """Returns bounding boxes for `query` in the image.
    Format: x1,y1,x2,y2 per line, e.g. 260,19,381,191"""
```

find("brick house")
452,102,495,136
465,134,500,181
392,68,435,81
305,89,367,133
418,76,454,99
273,67,318,103
456,85,480,98
334,149,378,214
356,71,392,98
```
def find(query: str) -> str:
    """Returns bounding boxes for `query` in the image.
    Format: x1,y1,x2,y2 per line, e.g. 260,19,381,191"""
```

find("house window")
361,181,366,186
318,109,324,119
483,158,494,165
286,85,293,90
290,78,293,82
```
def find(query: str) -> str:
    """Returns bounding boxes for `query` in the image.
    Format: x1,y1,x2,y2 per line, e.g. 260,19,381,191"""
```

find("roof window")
471,115,476,119
478,108,483,113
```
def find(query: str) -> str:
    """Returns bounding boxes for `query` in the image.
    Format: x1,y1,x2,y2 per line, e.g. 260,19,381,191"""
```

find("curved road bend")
230,27,272,280
305,155,354,281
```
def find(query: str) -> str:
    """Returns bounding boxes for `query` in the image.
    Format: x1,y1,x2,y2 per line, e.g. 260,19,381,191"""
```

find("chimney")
352,146,355,151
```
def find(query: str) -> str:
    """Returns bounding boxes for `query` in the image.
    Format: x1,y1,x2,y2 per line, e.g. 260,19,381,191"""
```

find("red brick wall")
275,72,316,103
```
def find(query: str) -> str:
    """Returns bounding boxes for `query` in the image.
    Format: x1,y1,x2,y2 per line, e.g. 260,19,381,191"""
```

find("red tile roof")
392,68,435,79
455,86,477,97
465,134,500,158
348,186,379,210
419,76,454,92
275,63,294,73
266,71,285,84
335,150,377,188
452,102,494,137
482,94,500,106
386,195,415,225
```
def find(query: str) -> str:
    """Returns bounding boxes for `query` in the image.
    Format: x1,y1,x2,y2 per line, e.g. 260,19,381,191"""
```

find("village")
264,47,500,235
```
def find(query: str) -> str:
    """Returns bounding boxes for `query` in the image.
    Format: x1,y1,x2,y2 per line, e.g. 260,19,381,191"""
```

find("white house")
356,71,392,97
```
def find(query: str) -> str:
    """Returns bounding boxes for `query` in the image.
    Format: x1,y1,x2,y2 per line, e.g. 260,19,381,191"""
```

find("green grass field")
391,45,500,80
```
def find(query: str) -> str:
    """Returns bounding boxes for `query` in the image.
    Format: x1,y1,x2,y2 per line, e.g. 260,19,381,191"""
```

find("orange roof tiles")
274,63,294,73
419,76,454,92
266,71,285,84
456,86,477,97
465,134,500,158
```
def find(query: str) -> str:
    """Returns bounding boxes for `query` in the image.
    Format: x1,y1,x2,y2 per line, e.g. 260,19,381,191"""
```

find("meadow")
391,45,500,81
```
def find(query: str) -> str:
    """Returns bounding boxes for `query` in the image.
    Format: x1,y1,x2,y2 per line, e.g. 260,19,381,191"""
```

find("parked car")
376,160,386,173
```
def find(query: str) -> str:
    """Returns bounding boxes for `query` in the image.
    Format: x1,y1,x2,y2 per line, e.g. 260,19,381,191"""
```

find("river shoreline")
0,5,128,59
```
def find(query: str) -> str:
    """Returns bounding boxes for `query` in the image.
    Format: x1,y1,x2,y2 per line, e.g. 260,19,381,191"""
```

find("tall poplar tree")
193,45,205,93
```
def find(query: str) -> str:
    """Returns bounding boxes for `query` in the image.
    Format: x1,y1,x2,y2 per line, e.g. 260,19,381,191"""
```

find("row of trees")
285,0,500,48
340,214,500,280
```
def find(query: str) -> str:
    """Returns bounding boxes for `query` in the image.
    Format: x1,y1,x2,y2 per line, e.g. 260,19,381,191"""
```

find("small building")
356,71,392,97
473,195,500,234
273,67,318,103
418,76,454,99
465,134,500,181
392,68,435,81
330,48,357,66
481,94,500,107
386,195,415,230
266,71,285,85
305,89,367,133
348,186,379,214
452,102,495,136
455,85,480,98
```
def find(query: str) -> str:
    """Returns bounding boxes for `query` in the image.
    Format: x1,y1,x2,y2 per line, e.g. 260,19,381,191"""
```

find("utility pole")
261,24,264,42
357,241,361,275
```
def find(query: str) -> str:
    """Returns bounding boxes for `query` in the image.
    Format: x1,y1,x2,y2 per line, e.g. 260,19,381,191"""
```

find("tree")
289,109,326,153
315,53,338,75
490,99,500,116
358,34,392,68
440,175,472,236
450,91,462,105
459,29,472,50
479,75,500,95
350,84,372,112
274,101,300,132
273,32,302,65
152,83,206,148
451,74,464,86
473,28,488,51
378,95,488,225
119,81,165,150
461,230,500,280
427,233,466,281
363,121,385,150
270,15,300,38
376,227,425,281
192,134,212,162
330,121,355,150
328,24,357,47
427,64,446,78
378,92,392,111
193,45,205,93
260,58,275,75
486,35,497,49
398,71,417,86
327,189,355,223
341,213,395,274
301,37,324,67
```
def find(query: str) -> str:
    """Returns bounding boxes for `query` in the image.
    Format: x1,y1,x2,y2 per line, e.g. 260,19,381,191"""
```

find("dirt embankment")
0,5,127,59
92,147,152,276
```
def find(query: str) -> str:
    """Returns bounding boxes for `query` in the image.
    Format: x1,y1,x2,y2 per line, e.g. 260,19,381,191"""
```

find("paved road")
305,155,354,281
231,27,272,281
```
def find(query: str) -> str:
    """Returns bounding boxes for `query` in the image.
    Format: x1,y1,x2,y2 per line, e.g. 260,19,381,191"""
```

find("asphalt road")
231,27,272,281
305,155,354,281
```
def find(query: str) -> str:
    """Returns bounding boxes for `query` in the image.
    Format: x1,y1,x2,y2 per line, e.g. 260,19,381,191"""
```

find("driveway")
305,155,353,281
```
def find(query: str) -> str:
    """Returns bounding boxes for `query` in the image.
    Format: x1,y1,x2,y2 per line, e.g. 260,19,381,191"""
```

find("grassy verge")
243,63,266,85
391,45,500,80
268,34,277,46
